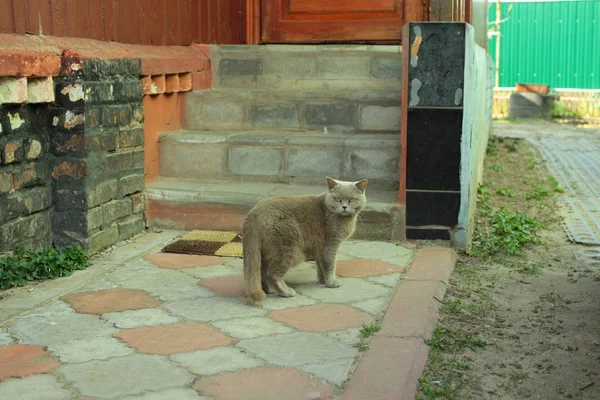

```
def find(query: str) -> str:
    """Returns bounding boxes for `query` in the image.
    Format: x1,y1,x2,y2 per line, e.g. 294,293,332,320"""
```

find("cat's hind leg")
267,271,296,298
316,262,326,284
261,263,276,294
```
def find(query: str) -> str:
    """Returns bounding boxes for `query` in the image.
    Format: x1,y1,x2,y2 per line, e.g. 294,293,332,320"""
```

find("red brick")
192,71,212,90
143,253,224,269
52,161,86,180
340,337,428,400
198,276,245,297
193,366,334,400
0,53,61,77
405,248,457,283
269,304,372,332
0,344,61,381
150,75,165,94
62,288,162,314
116,322,233,355
376,280,446,339
146,199,247,232
165,74,180,93
336,259,404,278
140,75,153,95
178,73,192,92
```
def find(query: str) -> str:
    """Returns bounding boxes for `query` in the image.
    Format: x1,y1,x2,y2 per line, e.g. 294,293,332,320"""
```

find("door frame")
245,0,430,45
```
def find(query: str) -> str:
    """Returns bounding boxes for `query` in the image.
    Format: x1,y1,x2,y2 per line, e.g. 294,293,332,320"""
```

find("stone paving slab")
0,230,457,399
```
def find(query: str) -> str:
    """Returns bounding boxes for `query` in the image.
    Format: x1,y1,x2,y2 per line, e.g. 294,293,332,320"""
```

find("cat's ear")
355,179,368,192
326,177,338,190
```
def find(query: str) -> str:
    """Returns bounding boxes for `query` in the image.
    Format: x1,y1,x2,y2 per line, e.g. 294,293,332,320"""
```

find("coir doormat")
162,230,243,258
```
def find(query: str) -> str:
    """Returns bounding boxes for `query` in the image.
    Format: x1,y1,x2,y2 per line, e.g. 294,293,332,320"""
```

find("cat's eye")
334,197,341,202
348,198,357,203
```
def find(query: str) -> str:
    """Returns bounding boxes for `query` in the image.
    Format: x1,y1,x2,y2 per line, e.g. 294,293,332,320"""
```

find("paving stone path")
0,231,418,399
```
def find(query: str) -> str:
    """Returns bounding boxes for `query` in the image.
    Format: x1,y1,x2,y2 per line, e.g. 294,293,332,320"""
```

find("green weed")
525,186,551,200
496,188,515,197
474,208,540,255
359,321,382,338
489,164,503,171
548,175,566,193
0,245,90,290
426,327,488,353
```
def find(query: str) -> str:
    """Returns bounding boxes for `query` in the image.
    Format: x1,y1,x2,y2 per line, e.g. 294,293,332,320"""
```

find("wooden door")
260,0,426,43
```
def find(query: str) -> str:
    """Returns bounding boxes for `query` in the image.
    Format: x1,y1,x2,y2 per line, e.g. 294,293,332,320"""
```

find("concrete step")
159,130,400,191
211,44,402,90
146,178,404,241
183,89,401,133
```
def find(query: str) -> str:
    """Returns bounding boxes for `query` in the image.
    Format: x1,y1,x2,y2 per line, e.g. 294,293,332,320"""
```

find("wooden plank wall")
0,0,245,45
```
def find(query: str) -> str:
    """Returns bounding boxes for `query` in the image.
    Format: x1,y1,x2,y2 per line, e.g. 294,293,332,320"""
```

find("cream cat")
242,177,367,301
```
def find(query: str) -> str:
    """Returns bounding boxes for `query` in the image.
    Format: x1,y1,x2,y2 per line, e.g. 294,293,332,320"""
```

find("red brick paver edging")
340,247,457,400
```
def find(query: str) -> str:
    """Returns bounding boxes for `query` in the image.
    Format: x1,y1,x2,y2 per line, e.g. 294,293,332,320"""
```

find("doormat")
162,230,243,258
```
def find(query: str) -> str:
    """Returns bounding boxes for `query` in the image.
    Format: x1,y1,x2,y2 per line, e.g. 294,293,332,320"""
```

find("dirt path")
417,120,600,400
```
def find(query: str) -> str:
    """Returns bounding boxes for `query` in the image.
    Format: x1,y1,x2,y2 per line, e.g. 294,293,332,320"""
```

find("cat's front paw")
279,288,297,298
325,279,341,288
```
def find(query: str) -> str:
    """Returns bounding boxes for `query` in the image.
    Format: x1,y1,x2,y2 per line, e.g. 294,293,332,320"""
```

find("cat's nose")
342,206,347,209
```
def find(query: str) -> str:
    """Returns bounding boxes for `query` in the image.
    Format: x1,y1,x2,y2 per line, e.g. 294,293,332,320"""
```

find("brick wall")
50,56,145,254
0,103,52,251
1,54,146,254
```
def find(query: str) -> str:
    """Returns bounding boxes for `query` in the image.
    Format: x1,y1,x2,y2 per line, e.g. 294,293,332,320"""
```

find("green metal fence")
488,0,600,89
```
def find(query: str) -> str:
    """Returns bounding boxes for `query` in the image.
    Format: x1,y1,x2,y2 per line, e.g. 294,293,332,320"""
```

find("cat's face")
324,177,368,217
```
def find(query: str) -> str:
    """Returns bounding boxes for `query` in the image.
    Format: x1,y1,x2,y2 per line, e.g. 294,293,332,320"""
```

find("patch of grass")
474,208,540,256
359,320,382,338
0,245,90,290
497,188,515,197
353,320,383,351
495,258,542,275
525,186,551,200
489,164,503,171
426,327,488,353
353,337,370,351
505,141,518,152
525,159,537,170
416,377,458,400
548,175,566,193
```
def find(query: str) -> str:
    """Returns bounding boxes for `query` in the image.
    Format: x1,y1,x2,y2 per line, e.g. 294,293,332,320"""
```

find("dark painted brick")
0,211,51,251
86,128,118,152
83,58,142,80
118,173,144,197
53,82,86,108
105,150,135,174
117,128,144,149
101,105,132,127
113,80,142,103
131,103,144,124
305,103,357,127
118,214,145,241
53,188,87,211
129,192,146,213
103,198,132,225
85,106,102,129
2,186,51,222
87,179,118,208
219,58,264,77
84,82,114,104
52,207,103,235
85,224,119,254
0,172,12,192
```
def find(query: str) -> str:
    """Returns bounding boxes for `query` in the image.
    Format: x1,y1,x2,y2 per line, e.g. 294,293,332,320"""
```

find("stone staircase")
146,45,404,240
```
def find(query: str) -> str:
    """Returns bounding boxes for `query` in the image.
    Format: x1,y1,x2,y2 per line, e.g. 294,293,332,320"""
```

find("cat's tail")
242,225,266,302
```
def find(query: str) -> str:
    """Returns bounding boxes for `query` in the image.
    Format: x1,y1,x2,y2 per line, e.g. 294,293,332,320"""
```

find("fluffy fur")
242,177,367,301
